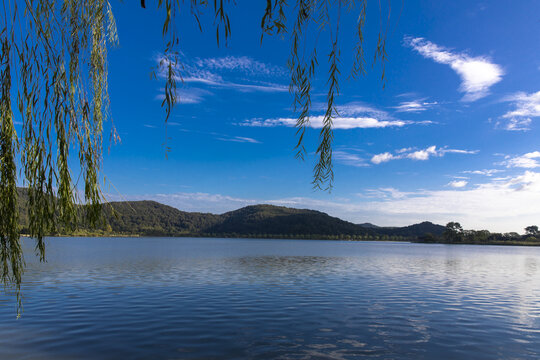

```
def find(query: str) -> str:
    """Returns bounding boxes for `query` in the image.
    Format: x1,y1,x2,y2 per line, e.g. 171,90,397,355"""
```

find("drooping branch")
1,0,118,316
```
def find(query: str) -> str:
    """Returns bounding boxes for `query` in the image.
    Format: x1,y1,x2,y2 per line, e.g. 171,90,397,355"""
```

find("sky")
96,1,540,233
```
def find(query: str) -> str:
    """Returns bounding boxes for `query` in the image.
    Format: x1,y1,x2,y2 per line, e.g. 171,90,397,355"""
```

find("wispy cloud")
394,100,438,113
335,102,392,119
371,146,478,164
216,136,261,144
155,88,212,105
500,90,540,131
182,77,287,93
499,151,540,168
360,187,412,200
173,128,261,144
502,118,532,131
406,37,503,101
463,169,504,176
157,55,288,98
194,56,286,77
333,150,369,167
240,116,410,129
240,101,434,129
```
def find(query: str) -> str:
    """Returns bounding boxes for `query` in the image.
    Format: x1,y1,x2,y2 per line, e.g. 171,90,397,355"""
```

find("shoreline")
21,234,540,247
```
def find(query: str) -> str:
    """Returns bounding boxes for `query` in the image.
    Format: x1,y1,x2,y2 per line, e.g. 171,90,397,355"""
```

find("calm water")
1,238,540,359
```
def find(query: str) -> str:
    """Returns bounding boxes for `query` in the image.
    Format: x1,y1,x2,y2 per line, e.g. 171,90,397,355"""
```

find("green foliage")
207,204,368,236
377,221,445,238
1,0,118,314
418,222,540,245
443,222,464,243
525,225,539,236
0,38,23,314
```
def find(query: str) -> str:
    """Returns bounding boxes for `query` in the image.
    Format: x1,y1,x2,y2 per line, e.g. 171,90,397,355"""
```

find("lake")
1,237,539,359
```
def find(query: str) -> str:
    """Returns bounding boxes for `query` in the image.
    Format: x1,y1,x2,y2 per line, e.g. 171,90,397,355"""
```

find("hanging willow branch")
1,0,117,316
0,0,390,316
156,0,389,190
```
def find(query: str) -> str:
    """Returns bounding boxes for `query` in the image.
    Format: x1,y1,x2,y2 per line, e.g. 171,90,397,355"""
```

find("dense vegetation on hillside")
88,203,382,239
205,205,372,237
100,201,221,236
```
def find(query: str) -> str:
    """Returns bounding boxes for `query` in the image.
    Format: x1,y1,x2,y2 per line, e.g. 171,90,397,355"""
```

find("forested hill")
16,189,445,239
96,202,378,238
97,202,445,239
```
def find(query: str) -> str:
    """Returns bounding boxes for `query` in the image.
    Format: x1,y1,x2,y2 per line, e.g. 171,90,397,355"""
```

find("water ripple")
0,238,539,359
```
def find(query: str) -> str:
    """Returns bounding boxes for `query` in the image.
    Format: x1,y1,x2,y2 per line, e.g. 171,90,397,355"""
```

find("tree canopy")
0,0,391,315
525,225,539,236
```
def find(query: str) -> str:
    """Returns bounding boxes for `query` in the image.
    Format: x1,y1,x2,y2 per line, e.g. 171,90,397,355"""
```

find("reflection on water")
1,237,540,359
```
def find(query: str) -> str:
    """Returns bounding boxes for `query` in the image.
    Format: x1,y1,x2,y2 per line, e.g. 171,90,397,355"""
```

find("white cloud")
396,147,413,154
371,146,477,164
448,180,468,188
463,169,504,177
194,56,286,77
156,55,288,100
441,149,479,155
499,151,540,169
216,136,261,144
503,118,532,131
155,88,212,104
335,103,391,119
503,91,540,118
173,128,261,144
359,187,412,200
394,100,437,113
182,76,287,92
406,37,503,101
241,102,434,130
371,152,398,164
407,146,438,160
500,90,540,131
240,116,410,129
333,151,369,167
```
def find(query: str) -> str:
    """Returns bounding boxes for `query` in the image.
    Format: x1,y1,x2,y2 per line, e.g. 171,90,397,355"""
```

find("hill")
375,221,446,237
205,205,373,237
100,201,221,236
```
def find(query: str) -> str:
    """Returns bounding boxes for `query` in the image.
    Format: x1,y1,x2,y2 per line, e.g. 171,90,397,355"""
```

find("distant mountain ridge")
15,188,445,239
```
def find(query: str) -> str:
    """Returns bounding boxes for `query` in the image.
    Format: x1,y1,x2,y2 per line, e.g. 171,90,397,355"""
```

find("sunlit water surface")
1,237,540,359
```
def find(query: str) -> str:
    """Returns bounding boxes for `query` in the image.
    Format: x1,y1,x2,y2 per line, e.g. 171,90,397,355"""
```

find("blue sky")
98,1,540,232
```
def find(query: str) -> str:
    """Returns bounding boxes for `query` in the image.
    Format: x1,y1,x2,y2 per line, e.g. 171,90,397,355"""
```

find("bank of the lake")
25,231,540,247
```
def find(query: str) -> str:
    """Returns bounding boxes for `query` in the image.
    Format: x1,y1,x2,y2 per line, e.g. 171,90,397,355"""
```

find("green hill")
374,221,446,237
206,204,373,237
100,200,221,236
